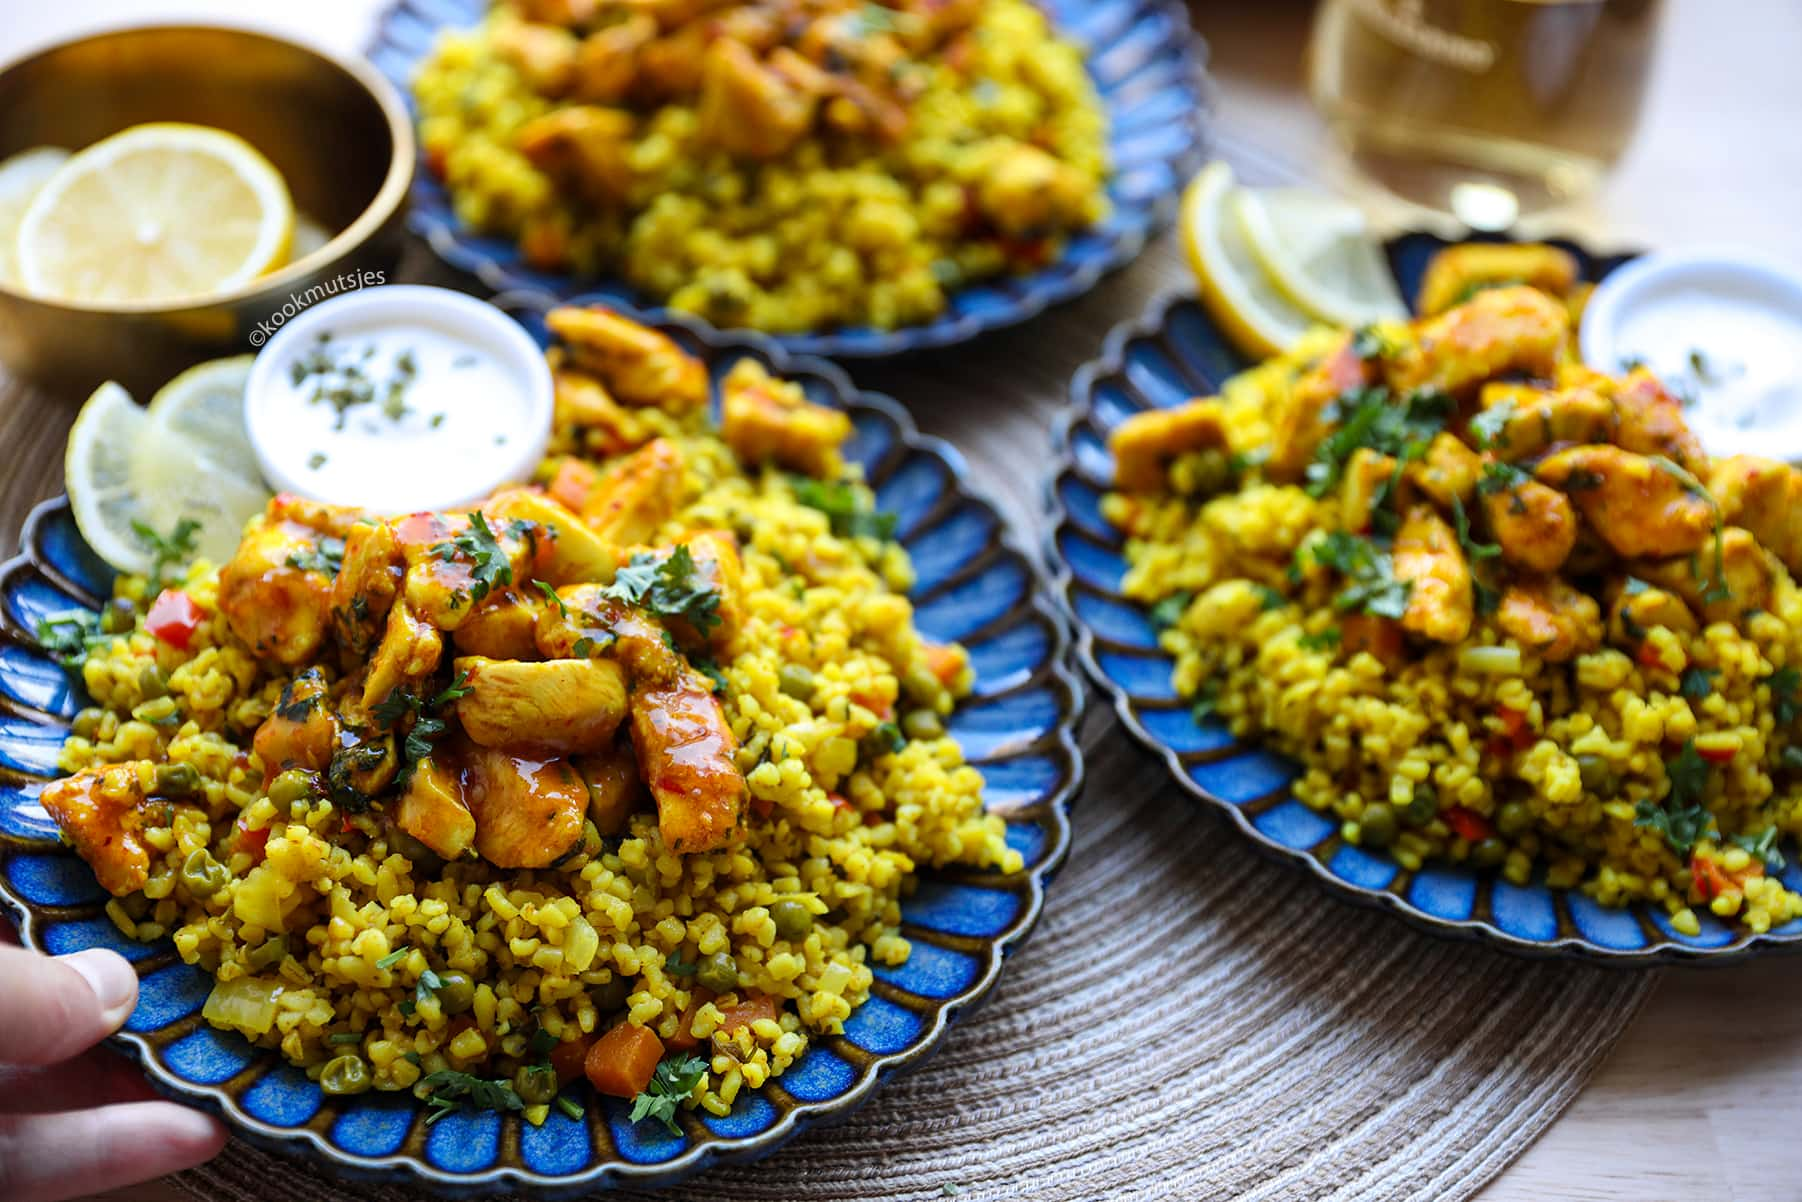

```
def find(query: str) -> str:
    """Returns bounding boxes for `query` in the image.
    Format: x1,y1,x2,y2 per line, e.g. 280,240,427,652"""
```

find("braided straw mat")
173,713,1653,1202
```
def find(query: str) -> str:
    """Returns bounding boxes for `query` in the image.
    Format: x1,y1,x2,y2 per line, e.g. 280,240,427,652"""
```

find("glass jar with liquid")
1307,0,1664,227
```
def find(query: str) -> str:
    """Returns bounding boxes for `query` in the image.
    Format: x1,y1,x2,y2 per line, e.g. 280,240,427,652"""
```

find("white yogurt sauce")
245,285,553,513
1581,251,1802,460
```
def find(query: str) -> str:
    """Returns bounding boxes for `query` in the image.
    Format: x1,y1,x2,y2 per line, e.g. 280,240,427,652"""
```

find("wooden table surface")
7,1,1800,1199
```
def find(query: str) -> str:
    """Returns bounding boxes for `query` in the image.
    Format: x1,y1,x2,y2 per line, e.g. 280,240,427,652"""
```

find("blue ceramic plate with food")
0,304,1081,1194
367,0,1207,358
1049,231,1802,963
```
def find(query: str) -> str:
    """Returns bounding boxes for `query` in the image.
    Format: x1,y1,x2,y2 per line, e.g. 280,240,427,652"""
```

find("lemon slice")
0,147,69,285
146,355,262,487
1232,186,1407,328
66,379,269,576
16,123,293,306
1178,161,1318,359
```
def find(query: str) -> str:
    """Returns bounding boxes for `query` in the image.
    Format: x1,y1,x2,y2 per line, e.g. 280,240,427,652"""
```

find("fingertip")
58,948,139,1031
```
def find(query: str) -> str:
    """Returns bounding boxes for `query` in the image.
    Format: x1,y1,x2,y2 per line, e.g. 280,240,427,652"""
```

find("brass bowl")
0,24,414,398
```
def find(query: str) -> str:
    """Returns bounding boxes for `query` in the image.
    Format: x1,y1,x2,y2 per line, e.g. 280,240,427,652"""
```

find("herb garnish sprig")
629,1052,709,1136
603,545,722,634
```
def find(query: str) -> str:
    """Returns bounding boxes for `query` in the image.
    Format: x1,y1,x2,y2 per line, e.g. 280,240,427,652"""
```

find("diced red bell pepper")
1696,743,1738,765
1445,806,1495,843
1691,854,1730,901
145,589,201,650
1636,641,1665,669
235,814,270,865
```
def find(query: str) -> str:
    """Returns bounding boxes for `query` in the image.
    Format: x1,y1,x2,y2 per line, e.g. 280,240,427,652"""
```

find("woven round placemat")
170,715,1654,1202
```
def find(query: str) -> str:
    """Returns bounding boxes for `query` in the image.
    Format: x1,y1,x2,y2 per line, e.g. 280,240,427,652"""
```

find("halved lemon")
146,355,262,488
66,379,269,577
16,123,293,306
1178,161,1318,359
1232,186,1407,328
0,147,69,285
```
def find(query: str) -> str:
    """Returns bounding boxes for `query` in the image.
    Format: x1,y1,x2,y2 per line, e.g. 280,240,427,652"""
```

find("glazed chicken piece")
1613,368,1707,473
634,20,710,98
581,438,688,550
1496,577,1602,663
265,494,366,539
1268,334,1375,482
1608,581,1699,643
971,143,1098,237
331,520,403,655
1107,398,1229,493
362,598,446,709
545,307,708,411
553,367,652,454
491,16,580,94
630,671,746,853
575,737,646,835
1339,448,1398,534
453,743,587,868
517,106,639,205
1406,433,1482,510
1385,285,1570,397
452,586,547,661
720,358,854,478
1415,243,1580,317
487,487,620,584
536,584,685,682
1630,528,1776,624
394,757,477,860
504,0,599,26
1393,504,1473,644
1474,381,1614,462
696,39,822,160
1709,455,1802,574
1481,474,1578,575
218,516,336,665
570,14,657,103
41,763,153,896
391,511,539,632
253,668,339,778
1535,445,1715,560
452,654,630,755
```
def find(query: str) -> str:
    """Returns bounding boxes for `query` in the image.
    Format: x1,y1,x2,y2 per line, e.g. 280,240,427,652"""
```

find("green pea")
1190,448,1233,497
770,899,812,942
1470,837,1509,869
267,769,319,807
137,663,168,699
320,1053,373,1096
71,708,104,740
434,970,475,1015
154,762,202,797
1402,786,1438,827
246,935,288,971
180,849,230,899
1496,801,1534,837
695,951,738,995
902,665,945,707
100,597,137,634
592,975,633,1013
513,1062,558,1106
1576,754,1619,798
777,664,816,701
1359,803,1398,847
901,709,944,741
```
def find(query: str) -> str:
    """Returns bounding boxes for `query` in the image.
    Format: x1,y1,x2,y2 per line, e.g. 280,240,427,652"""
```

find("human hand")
0,940,226,1201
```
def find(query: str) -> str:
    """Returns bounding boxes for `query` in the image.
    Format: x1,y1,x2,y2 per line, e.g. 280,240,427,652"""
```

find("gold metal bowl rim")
0,21,416,317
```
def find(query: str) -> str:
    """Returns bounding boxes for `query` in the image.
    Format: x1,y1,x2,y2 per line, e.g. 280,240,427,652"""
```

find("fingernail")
62,948,139,1028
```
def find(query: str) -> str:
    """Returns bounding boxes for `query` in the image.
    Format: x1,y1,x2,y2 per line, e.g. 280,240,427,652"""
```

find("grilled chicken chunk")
1393,504,1473,644
1535,445,1714,560
454,744,587,868
720,358,853,478
394,756,476,861
1387,285,1569,397
453,655,630,756
1497,577,1602,663
545,307,708,411
1108,398,1230,493
40,763,153,896
630,672,746,853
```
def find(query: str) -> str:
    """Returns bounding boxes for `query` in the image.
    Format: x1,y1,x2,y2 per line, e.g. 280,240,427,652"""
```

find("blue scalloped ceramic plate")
366,0,1207,359
0,307,1082,1194
1048,231,1802,965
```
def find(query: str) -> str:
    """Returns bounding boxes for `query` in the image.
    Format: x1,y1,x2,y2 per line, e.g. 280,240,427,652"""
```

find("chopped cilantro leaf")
791,476,899,541
1303,387,1452,500
1678,666,1718,700
419,1069,524,1126
1254,584,1286,612
132,518,202,590
602,545,722,634
629,1052,709,1136
1190,680,1221,723
1770,667,1802,725
691,656,729,693
1149,591,1192,629
1476,460,1531,497
34,609,105,670
664,950,697,977
1299,627,1341,651
1468,401,1514,451
1730,826,1786,873
376,947,409,970
431,512,514,603
1311,531,1412,619
285,537,346,577
533,579,570,619
1634,740,1714,855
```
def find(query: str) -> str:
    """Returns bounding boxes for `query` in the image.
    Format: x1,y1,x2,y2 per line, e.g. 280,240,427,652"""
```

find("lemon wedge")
66,378,269,577
1178,161,1319,359
146,355,263,488
1232,186,1407,328
0,147,69,286
17,123,293,306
